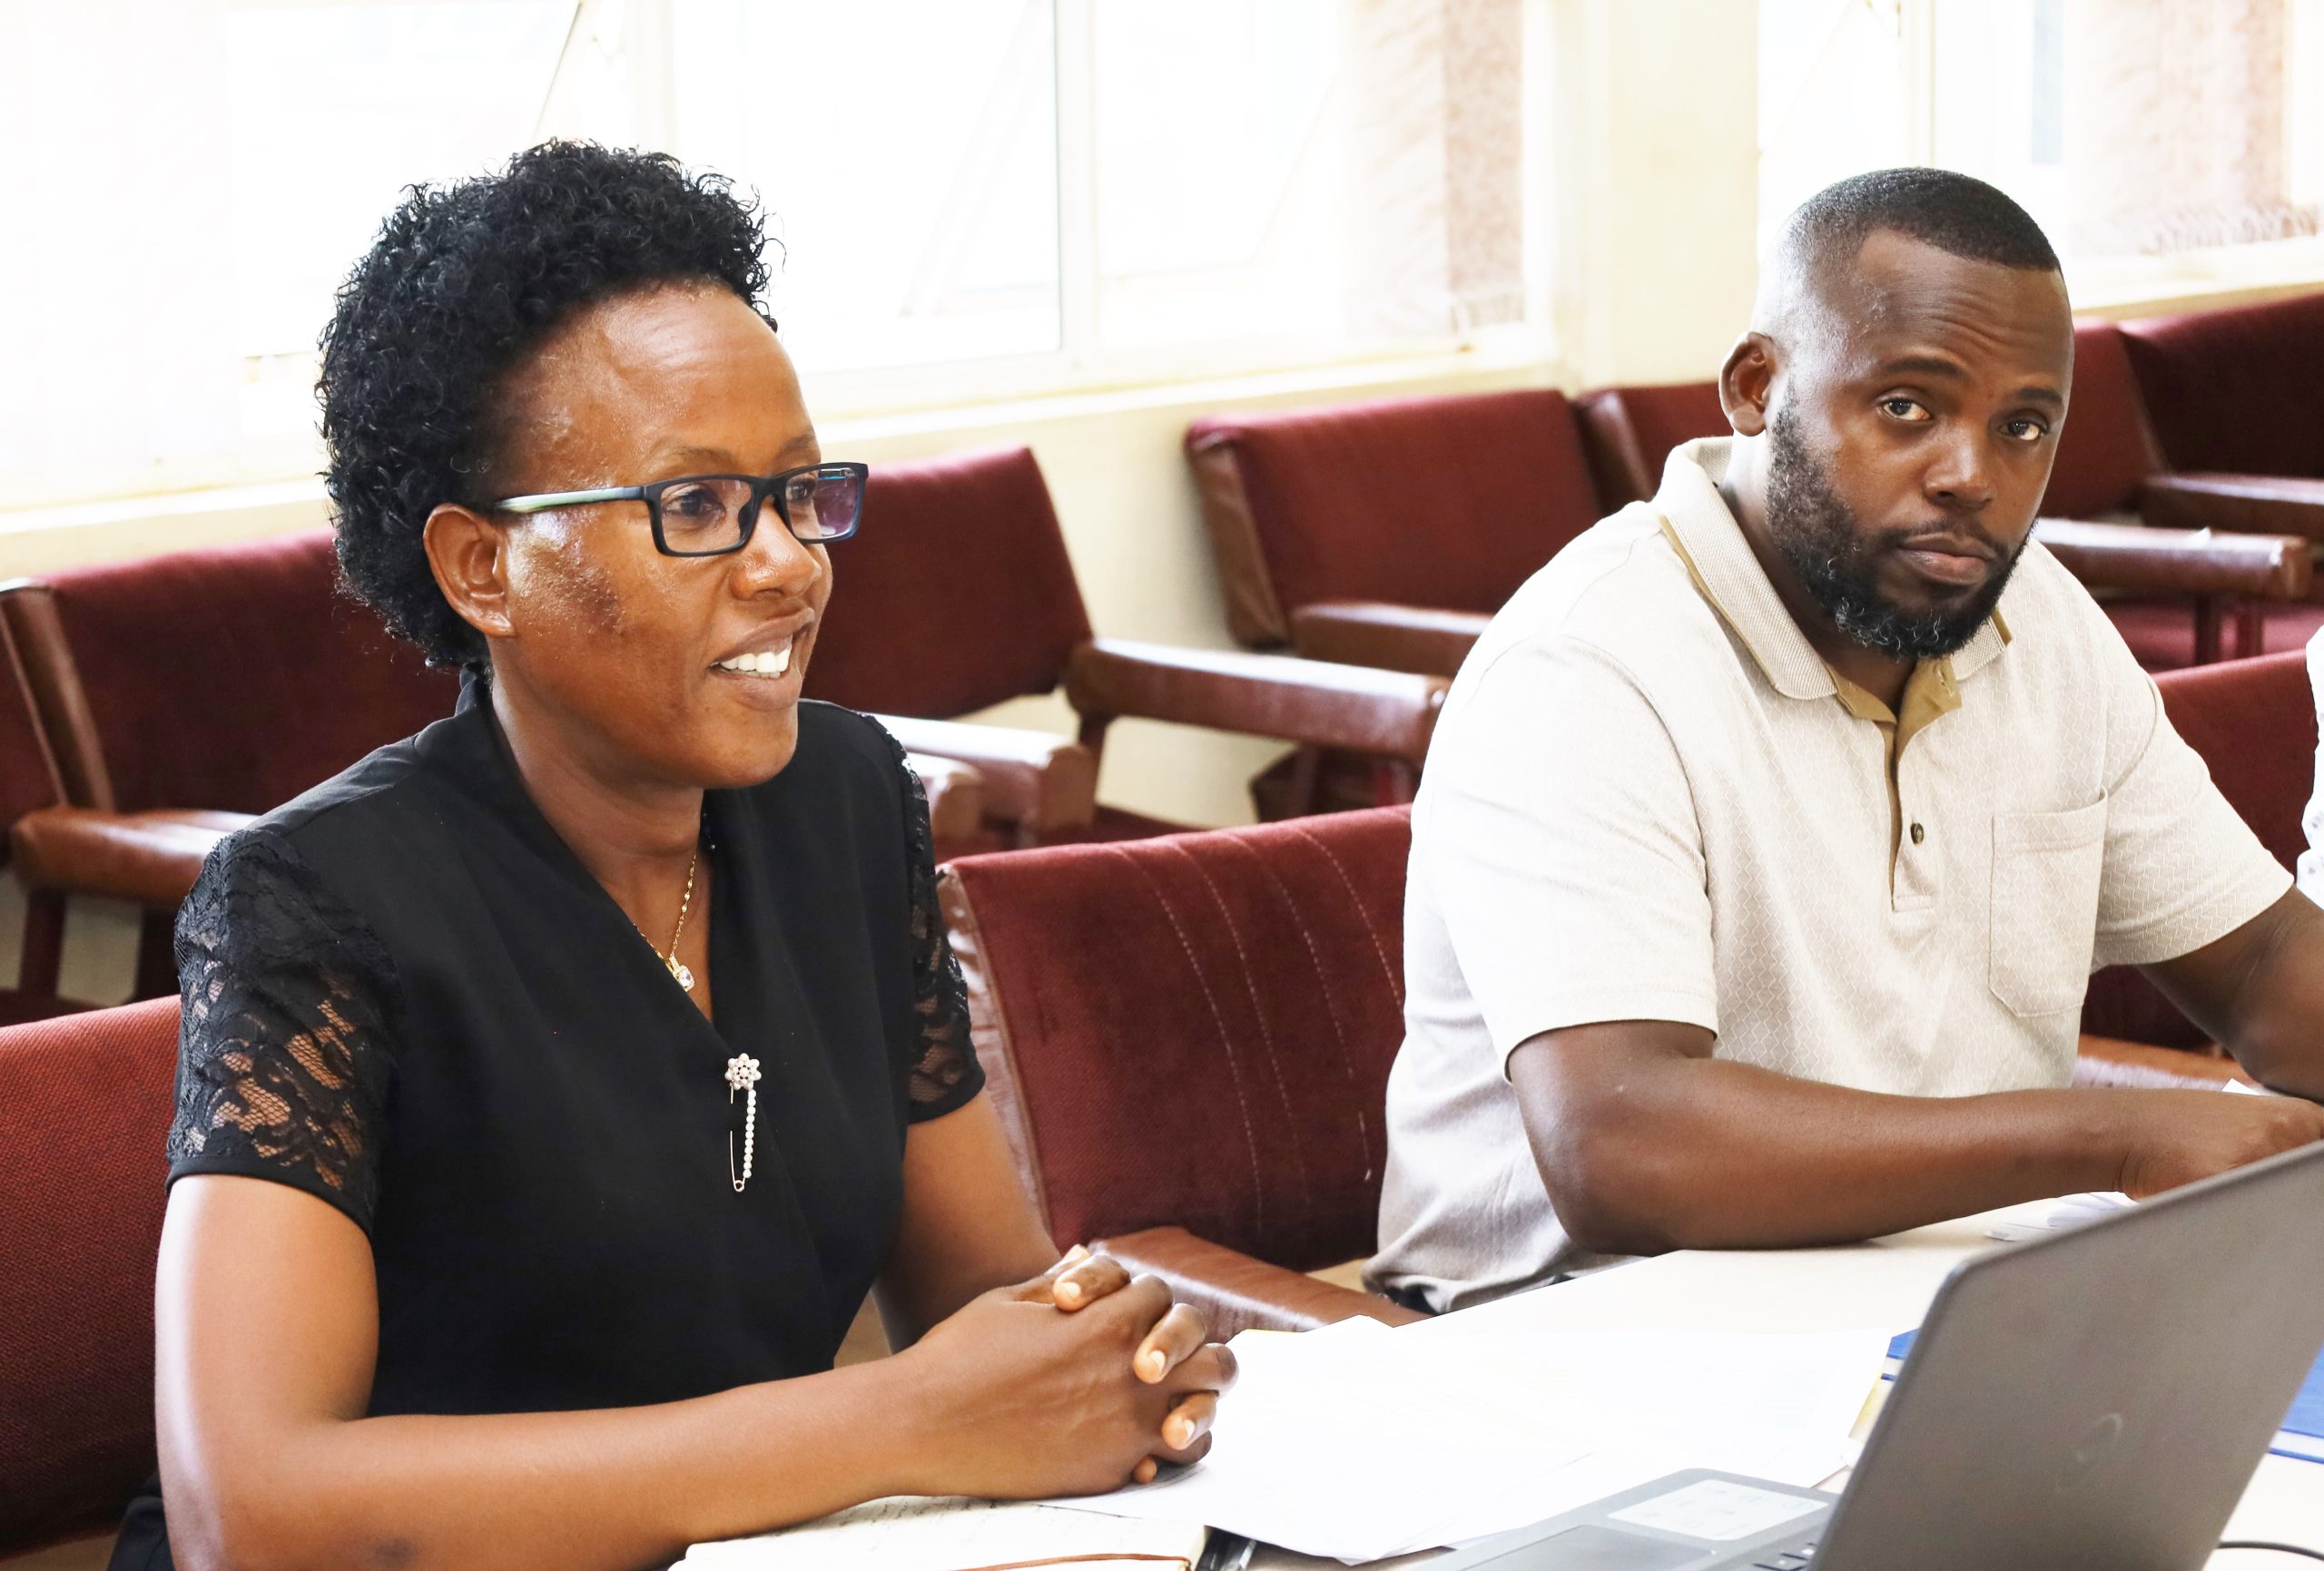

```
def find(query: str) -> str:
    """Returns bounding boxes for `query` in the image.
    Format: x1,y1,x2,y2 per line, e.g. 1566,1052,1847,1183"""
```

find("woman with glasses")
116,142,1230,1571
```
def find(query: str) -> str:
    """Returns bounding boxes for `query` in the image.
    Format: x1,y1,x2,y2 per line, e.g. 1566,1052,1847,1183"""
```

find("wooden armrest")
2139,473,2324,544
874,716,1098,835
2031,518,2313,600
1093,1225,1425,1339
9,806,250,908
1286,600,1492,677
1064,639,1447,765
2074,1033,2251,1092
899,752,987,847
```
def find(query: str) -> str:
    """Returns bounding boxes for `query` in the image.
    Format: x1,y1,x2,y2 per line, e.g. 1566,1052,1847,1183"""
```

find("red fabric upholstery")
1573,381,1728,512
803,447,1094,719
2119,290,2324,479
2080,652,2319,1049
1187,388,1600,620
2044,321,2160,519
0,997,179,1555
44,531,457,814
945,807,1413,1271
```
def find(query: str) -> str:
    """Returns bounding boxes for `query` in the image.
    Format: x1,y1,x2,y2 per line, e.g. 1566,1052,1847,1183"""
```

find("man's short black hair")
319,141,776,671
1784,167,2061,278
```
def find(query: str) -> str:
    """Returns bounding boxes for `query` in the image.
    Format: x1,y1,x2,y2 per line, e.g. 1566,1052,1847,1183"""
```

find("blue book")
1886,1330,2324,1447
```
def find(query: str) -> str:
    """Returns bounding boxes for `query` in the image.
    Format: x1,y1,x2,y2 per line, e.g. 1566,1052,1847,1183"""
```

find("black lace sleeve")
880,731,985,1122
168,829,399,1232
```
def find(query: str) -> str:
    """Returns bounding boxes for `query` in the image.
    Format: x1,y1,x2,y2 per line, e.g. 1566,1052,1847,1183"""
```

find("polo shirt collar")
1654,437,2013,700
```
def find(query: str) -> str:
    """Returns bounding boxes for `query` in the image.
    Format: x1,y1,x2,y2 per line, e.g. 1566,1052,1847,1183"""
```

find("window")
1759,0,2324,299
0,0,571,512
0,0,1544,513
669,0,1541,413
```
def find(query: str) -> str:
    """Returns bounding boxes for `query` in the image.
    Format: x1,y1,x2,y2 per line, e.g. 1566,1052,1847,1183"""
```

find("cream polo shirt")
1370,437,2292,1313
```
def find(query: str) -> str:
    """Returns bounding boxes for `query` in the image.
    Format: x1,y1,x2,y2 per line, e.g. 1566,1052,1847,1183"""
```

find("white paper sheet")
1045,1314,1886,1562
680,1495,1209,1570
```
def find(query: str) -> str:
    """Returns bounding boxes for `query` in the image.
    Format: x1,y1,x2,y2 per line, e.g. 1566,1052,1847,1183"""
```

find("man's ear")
423,503,517,647
1718,332,1777,437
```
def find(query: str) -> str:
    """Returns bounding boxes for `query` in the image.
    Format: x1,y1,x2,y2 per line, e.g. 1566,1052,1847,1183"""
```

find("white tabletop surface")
1251,1204,2323,1566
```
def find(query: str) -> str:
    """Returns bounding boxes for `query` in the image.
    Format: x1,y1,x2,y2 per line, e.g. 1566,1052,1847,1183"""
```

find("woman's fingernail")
1056,1280,1081,1303
1167,1415,1196,1448
1061,1243,1091,1264
1134,1458,1157,1484
1139,1348,1167,1380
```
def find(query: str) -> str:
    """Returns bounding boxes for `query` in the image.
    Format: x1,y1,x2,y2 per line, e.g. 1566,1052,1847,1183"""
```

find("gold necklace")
657,847,701,993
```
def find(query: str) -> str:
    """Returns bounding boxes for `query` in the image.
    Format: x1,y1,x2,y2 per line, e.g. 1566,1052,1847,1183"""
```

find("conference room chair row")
4,645,2310,1566
1191,289,2324,681
0,449,1446,1020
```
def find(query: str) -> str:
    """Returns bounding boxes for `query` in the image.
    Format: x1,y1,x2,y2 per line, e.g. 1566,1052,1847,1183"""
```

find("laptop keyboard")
1751,1539,1818,1568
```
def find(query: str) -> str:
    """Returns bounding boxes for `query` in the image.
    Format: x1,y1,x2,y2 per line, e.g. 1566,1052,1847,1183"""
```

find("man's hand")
2113,1090,2324,1199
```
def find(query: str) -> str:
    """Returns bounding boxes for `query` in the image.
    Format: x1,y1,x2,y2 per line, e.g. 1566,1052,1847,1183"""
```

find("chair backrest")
2082,650,2319,1049
0,997,180,1556
2119,290,2324,478
1185,388,1600,648
940,806,1413,1271
13,531,457,815
802,447,1093,720
2042,320,2163,520
1573,380,1728,513
0,614,59,862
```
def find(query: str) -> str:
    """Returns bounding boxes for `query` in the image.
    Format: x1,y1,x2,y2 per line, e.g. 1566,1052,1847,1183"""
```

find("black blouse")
113,677,982,1567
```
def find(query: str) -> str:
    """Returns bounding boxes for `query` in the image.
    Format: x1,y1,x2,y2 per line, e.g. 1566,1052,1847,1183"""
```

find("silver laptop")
1432,1139,2324,1570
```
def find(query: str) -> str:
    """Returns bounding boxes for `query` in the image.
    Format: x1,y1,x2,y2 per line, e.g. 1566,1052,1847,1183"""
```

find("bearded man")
1369,169,2324,1314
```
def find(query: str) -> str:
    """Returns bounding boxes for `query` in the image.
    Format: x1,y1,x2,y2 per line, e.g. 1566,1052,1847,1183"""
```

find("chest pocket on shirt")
1989,800,2110,1017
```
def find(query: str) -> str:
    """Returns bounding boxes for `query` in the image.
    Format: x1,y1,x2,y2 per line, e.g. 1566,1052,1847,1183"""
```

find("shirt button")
1910,822,1926,845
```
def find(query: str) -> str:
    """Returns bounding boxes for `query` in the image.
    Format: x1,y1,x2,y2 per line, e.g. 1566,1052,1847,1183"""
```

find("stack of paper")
680,1495,1210,1570
1045,1312,1889,1562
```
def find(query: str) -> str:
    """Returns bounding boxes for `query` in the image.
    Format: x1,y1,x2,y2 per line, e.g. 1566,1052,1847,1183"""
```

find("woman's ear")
1718,332,1777,437
423,504,517,646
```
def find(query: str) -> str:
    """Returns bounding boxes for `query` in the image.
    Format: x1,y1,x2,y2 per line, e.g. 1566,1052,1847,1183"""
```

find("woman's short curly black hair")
319,141,775,670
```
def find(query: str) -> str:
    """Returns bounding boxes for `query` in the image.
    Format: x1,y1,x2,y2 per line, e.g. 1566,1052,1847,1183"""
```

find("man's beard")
1762,407,2020,663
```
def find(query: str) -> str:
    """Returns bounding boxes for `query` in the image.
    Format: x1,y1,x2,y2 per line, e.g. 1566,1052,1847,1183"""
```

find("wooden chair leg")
133,908,180,1001
16,886,65,999
1370,758,1419,807
2236,601,2267,660
2192,598,2223,665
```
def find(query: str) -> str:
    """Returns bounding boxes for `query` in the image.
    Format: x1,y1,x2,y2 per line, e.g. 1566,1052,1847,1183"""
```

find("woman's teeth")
716,644,793,678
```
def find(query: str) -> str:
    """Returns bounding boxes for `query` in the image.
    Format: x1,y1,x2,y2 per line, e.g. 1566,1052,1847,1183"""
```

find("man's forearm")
1512,1029,2138,1256
2148,890,2324,1100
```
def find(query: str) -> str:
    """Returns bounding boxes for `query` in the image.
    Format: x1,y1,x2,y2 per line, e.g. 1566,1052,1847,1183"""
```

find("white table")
1255,1205,2323,1566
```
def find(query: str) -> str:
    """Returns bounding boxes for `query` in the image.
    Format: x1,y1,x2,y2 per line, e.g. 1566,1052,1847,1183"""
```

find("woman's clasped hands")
896,1245,1238,1498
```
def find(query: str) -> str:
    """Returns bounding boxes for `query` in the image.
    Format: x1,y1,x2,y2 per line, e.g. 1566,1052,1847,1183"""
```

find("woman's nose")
734,506,823,594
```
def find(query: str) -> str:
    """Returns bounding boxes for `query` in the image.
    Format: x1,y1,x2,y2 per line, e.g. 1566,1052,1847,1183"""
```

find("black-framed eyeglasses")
492,462,867,557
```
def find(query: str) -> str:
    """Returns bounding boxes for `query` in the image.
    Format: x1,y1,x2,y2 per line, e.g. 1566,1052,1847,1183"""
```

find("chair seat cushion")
10,807,249,908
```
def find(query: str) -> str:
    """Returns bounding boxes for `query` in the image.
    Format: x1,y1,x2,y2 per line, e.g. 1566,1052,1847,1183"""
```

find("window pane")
1761,0,2324,268
0,0,568,510
671,0,1061,374
1090,0,1531,354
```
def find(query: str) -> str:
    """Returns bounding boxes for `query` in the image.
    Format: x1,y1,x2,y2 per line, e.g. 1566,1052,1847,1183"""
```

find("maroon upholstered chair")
0,997,179,1561
1571,324,2318,671
0,619,67,1026
938,805,1429,1335
803,447,1448,847
2081,651,2319,1058
0,532,458,1006
1184,388,1601,678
